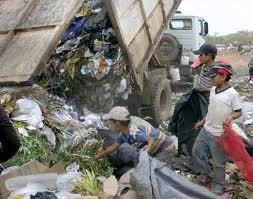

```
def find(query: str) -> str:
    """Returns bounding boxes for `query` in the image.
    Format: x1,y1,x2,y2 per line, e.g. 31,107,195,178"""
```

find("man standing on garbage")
93,106,175,164
192,62,242,194
0,105,20,164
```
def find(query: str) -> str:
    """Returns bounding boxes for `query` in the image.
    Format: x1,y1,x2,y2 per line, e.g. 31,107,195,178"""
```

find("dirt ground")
216,51,251,76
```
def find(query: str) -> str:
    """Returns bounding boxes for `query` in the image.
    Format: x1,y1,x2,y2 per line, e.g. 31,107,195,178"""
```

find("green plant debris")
4,129,54,168
4,121,113,177
74,169,101,196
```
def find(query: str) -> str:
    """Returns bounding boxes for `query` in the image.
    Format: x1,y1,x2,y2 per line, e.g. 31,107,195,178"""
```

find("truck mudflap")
105,0,181,92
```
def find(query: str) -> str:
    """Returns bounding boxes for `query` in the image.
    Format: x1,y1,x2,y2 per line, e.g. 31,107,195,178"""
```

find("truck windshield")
170,19,192,30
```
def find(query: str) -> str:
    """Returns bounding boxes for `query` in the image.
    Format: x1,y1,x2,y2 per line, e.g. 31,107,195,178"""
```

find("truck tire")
150,77,172,124
155,33,182,65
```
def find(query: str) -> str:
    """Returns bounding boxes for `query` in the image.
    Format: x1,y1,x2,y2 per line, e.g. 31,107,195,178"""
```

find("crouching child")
93,106,175,164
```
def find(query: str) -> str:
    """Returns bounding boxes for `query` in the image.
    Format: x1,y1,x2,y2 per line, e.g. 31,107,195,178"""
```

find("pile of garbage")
0,86,120,199
38,0,132,113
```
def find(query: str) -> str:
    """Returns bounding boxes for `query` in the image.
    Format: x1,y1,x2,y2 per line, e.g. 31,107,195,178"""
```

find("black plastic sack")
169,90,209,156
30,192,57,199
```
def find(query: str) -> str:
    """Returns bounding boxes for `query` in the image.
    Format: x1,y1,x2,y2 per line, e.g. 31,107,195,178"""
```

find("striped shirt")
196,65,213,89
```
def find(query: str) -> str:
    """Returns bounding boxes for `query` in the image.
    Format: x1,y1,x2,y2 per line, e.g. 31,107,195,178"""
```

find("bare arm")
195,116,206,130
93,143,120,160
195,87,210,93
145,136,155,153
223,111,242,124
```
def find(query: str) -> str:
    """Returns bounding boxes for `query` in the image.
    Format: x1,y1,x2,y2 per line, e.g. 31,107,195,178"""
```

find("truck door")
197,19,206,49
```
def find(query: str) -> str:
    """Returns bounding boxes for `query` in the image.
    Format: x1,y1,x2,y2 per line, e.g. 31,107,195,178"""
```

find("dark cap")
193,44,217,55
206,61,233,77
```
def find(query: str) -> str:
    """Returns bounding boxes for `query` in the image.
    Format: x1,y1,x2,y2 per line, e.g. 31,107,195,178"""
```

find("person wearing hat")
192,62,242,194
193,43,217,92
93,106,175,164
169,44,217,156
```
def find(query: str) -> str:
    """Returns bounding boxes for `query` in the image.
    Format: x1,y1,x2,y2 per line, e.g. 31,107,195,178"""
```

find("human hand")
92,154,101,161
195,120,204,130
223,116,233,128
196,87,209,92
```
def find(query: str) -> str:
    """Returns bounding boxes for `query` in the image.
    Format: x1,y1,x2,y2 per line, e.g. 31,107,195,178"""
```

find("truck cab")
166,14,209,62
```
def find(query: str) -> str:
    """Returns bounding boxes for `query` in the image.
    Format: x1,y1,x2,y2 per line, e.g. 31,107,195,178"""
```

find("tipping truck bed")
0,0,181,87
105,0,181,91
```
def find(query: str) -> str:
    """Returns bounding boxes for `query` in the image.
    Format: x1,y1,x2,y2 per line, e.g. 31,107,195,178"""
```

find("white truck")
155,13,209,82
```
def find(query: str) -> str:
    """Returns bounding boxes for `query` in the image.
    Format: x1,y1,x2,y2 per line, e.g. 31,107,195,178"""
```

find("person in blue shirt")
93,106,175,163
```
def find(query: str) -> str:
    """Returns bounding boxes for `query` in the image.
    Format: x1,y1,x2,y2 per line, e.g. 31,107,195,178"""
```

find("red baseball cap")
191,57,201,68
207,61,233,77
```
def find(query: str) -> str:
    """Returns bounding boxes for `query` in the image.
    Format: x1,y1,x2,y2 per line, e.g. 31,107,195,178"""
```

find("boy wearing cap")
192,62,242,194
193,43,217,92
169,44,217,156
93,106,175,163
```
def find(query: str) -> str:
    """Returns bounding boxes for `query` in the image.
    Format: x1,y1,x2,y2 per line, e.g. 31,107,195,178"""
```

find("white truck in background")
156,13,209,82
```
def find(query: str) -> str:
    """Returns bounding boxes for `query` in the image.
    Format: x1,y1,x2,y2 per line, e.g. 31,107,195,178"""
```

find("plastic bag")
50,112,73,126
130,150,218,199
232,123,249,142
6,173,58,192
8,182,48,199
56,173,83,192
30,191,57,199
41,126,56,146
1,166,20,175
56,163,83,192
116,78,127,94
56,191,84,199
83,114,104,129
217,123,253,184
12,99,44,130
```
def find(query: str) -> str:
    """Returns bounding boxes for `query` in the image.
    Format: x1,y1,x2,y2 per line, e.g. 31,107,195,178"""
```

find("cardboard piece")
102,175,118,199
0,160,65,199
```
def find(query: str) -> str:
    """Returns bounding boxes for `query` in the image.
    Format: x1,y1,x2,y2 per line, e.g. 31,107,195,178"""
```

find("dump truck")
0,0,182,124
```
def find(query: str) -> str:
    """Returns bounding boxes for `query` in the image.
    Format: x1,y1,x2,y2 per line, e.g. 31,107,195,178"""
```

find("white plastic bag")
1,166,20,175
8,182,48,199
57,163,83,192
56,190,85,199
232,123,249,142
41,126,56,146
12,99,44,130
56,172,83,192
116,78,127,94
83,114,104,129
6,173,58,192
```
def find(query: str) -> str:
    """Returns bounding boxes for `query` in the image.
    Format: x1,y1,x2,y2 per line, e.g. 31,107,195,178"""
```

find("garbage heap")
38,0,132,114
0,86,122,199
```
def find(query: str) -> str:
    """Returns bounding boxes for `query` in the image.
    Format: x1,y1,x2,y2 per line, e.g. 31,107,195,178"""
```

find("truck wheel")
150,77,172,124
155,33,182,65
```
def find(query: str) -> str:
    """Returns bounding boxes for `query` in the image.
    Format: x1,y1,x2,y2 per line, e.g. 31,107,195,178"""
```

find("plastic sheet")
130,150,218,199
8,182,48,199
217,123,253,184
6,173,58,192
12,99,44,130
41,126,56,146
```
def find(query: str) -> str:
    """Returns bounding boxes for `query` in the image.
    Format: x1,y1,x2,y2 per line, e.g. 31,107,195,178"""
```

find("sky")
178,0,253,36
